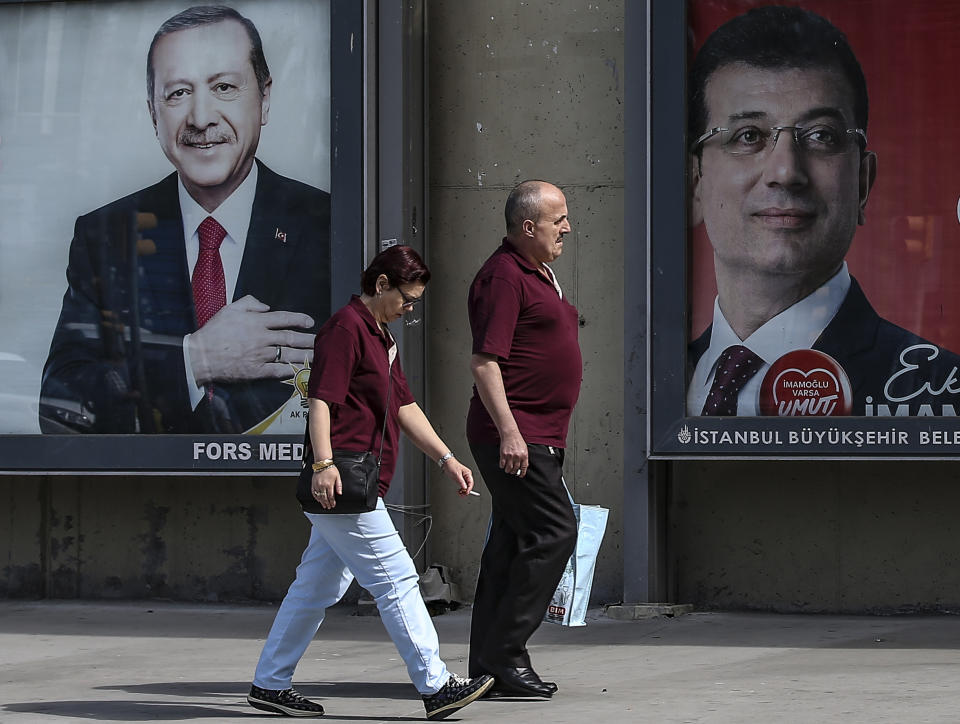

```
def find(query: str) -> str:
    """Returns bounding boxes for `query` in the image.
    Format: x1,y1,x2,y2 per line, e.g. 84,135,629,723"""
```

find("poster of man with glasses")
686,2,960,419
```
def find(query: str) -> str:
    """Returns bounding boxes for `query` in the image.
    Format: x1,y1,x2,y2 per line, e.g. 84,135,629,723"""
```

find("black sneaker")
422,673,494,720
247,684,325,717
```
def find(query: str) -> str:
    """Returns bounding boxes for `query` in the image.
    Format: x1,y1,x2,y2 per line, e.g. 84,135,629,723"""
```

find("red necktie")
193,216,227,328
700,345,763,416
192,217,228,402
192,216,227,328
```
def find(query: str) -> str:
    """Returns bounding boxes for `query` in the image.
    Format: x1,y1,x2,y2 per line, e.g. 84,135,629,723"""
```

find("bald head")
504,180,571,267
505,180,561,236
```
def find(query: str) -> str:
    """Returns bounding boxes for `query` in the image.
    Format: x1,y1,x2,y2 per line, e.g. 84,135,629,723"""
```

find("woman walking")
248,246,492,719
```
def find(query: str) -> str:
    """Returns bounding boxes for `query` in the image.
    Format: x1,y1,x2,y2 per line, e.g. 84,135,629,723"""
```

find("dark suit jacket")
690,278,960,415
40,161,330,433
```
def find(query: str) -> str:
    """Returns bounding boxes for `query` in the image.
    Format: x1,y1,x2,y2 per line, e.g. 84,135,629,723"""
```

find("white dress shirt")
179,164,259,408
687,262,851,416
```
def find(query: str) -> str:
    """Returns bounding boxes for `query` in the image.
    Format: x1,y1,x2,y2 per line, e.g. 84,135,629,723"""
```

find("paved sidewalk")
2,600,960,723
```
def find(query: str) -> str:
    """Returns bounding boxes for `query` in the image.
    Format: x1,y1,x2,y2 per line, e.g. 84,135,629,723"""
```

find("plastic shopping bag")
543,487,609,627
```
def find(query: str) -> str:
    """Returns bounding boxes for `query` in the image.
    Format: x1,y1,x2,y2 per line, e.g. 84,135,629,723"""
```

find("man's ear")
857,150,878,226
521,219,535,237
148,99,157,134
689,154,704,228
260,77,272,126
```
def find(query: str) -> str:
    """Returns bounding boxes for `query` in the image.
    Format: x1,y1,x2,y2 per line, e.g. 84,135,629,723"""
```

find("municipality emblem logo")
677,424,691,444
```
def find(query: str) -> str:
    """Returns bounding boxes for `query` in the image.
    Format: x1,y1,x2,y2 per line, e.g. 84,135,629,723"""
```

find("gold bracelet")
312,459,334,472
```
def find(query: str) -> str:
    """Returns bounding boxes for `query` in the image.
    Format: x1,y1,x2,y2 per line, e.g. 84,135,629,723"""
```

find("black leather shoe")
485,680,558,698
483,665,554,698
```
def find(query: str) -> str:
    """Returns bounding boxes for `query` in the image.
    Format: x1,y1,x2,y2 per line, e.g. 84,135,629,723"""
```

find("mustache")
179,130,233,146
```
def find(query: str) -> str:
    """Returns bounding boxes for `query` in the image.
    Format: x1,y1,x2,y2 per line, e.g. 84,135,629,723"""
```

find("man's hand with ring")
188,295,316,385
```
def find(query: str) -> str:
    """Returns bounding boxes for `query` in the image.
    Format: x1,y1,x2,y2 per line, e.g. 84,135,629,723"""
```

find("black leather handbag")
296,369,392,514
297,448,380,514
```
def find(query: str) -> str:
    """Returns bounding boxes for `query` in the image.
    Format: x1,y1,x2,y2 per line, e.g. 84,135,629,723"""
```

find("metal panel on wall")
650,0,960,457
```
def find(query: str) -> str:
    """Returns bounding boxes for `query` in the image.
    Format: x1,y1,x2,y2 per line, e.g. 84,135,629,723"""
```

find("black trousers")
468,442,578,674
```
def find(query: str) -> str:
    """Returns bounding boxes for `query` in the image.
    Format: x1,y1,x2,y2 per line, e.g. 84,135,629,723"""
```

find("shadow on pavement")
93,680,417,700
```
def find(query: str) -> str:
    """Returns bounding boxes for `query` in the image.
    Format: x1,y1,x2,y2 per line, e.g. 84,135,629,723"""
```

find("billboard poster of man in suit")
687,1,960,420
0,1,330,435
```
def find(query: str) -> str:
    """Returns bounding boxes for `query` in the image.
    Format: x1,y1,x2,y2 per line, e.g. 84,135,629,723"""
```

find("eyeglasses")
397,288,423,310
691,124,867,157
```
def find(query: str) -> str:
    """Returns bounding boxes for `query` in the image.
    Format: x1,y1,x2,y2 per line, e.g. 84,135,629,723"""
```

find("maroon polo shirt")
307,296,415,496
466,239,583,447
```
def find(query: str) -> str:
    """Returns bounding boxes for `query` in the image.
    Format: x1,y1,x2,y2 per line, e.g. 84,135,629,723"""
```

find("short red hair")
361,245,431,295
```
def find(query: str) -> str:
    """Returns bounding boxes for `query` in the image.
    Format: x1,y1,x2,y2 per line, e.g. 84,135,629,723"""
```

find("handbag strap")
375,352,394,466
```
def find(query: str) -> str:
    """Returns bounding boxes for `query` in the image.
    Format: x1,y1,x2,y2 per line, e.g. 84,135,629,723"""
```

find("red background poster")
689,0,960,354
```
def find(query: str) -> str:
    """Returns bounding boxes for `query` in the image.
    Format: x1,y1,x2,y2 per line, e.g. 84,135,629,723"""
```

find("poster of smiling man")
0,1,330,439
650,0,960,456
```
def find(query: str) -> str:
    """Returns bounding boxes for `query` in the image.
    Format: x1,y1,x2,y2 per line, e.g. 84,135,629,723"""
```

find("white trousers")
252,499,450,695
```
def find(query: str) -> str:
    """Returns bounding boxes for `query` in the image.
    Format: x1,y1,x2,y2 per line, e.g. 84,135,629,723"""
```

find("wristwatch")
437,451,455,468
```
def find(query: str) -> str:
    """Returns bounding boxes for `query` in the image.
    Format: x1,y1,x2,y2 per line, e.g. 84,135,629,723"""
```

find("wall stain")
137,503,170,596
1,564,43,598
604,57,619,91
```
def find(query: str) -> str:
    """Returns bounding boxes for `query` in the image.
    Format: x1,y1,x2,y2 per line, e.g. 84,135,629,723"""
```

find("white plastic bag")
544,488,609,627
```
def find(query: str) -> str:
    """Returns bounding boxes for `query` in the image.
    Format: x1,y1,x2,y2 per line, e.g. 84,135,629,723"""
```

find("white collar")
178,161,259,244
705,262,851,368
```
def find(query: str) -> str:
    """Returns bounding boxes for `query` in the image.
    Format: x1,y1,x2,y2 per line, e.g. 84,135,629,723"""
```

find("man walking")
466,180,581,698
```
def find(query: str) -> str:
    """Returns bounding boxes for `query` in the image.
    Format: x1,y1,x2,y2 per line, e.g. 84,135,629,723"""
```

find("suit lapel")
134,173,194,335
688,325,711,385
235,161,301,306
813,277,881,395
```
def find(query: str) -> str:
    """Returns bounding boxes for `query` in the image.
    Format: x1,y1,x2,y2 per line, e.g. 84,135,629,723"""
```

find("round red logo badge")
759,349,852,416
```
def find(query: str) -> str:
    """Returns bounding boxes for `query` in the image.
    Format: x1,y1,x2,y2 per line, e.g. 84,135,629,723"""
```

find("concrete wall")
671,461,960,613
0,475,306,600
423,0,625,604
